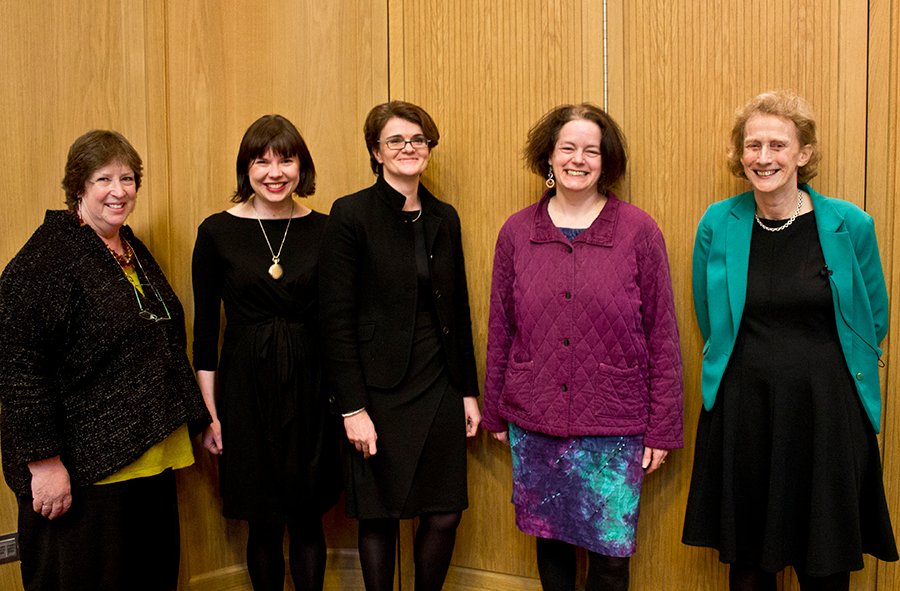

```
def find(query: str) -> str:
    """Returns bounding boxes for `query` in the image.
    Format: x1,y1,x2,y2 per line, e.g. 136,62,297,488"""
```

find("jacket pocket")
501,358,534,413
587,363,647,420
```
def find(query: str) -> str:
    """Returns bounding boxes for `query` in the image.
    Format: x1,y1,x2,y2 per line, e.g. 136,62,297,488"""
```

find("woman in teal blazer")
683,91,897,591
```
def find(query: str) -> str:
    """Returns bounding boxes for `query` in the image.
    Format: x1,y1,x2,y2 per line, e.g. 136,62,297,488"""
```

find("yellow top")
95,264,195,485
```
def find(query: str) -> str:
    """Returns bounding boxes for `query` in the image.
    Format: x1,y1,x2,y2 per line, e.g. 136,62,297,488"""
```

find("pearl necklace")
755,190,803,233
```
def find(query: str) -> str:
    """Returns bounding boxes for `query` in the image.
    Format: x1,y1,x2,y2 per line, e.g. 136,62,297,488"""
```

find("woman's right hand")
492,431,509,445
203,419,223,455
344,410,378,459
28,456,72,520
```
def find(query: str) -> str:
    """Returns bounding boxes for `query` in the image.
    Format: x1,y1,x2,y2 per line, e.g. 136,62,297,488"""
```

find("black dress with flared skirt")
682,212,897,576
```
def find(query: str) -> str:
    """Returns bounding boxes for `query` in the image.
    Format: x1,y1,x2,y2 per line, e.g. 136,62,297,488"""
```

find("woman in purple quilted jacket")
483,103,684,591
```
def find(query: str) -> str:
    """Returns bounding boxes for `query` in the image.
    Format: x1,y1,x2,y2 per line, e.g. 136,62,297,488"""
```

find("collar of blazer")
373,174,446,252
723,183,851,338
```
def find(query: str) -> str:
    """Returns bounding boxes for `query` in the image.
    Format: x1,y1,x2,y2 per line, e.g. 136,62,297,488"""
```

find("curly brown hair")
523,103,628,196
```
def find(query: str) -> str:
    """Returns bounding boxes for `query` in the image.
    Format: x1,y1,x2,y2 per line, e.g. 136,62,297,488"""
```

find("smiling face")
372,117,431,184
76,161,138,238
741,113,812,199
248,148,300,205
549,119,603,196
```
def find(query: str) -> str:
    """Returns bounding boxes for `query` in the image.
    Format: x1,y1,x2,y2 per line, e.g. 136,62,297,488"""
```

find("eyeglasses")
128,251,171,322
379,136,432,150
131,281,172,322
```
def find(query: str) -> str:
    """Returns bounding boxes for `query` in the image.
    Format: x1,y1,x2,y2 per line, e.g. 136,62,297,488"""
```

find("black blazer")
319,176,479,414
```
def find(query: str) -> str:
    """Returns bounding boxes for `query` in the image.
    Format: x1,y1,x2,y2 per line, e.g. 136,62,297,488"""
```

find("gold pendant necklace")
254,199,293,280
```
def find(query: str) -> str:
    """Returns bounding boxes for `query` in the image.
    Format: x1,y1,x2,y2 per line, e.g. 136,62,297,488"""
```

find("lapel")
808,186,852,320
419,186,444,254
725,193,755,337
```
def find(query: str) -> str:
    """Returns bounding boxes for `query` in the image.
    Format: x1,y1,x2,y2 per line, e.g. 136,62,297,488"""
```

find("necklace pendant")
269,257,284,281
268,261,284,280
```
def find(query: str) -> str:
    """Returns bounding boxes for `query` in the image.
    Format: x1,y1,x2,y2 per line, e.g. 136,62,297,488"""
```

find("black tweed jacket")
0,210,209,496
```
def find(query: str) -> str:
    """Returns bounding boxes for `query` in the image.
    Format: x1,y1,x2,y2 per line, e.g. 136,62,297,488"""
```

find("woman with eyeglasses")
319,101,481,591
0,130,210,591
191,115,341,591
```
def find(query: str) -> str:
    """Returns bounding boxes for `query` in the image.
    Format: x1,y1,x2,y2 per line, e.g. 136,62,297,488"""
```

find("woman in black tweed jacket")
0,130,209,591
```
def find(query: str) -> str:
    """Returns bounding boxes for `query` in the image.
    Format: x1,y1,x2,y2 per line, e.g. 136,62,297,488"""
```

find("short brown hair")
61,130,143,211
233,115,316,202
363,101,440,175
524,103,628,196
727,90,820,184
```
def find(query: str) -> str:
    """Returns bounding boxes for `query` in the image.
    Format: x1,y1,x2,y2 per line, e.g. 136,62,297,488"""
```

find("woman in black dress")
319,101,481,591
683,91,897,590
192,115,340,591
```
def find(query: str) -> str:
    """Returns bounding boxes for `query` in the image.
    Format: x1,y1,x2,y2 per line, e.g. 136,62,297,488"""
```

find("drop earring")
545,165,555,189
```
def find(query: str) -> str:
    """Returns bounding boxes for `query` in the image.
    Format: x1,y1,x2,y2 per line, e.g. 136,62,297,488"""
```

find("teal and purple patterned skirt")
508,423,644,557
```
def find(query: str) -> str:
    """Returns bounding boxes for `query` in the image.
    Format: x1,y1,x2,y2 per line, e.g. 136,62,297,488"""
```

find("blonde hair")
727,90,820,184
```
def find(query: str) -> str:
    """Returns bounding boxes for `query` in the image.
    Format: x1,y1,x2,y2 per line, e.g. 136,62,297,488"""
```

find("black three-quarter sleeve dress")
192,211,341,522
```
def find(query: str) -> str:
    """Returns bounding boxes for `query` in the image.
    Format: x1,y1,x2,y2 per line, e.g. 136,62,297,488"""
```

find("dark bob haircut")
524,103,628,195
61,130,143,211
363,101,440,175
233,114,316,202
727,90,820,184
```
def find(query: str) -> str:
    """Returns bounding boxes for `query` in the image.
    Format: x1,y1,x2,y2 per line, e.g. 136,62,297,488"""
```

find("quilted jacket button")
566,246,573,253
563,338,570,346
442,326,450,335
561,384,568,392
856,372,864,381
434,289,442,299
564,291,571,299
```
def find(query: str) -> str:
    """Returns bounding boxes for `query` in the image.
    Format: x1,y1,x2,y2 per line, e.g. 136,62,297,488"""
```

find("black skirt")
218,319,341,521
682,213,897,575
344,308,468,519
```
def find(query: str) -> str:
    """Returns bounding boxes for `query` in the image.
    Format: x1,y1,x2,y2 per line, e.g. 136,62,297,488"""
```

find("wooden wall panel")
872,0,900,589
608,1,879,590
162,1,387,588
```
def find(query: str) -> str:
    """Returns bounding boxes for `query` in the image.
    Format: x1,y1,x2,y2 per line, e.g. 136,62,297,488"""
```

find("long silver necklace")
755,190,803,233
254,199,293,280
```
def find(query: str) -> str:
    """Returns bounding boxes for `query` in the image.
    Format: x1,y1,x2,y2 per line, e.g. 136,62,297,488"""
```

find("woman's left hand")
642,447,668,475
463,396,481,437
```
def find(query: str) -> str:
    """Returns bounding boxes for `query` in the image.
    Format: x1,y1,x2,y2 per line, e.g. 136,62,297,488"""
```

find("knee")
588,553,631,578
420,511,462,533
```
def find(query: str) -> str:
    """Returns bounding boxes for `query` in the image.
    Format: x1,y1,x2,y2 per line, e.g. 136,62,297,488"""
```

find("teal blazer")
692,184,888,432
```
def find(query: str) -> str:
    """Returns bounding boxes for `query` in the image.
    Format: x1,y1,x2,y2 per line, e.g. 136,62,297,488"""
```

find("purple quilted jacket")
483,191,683,449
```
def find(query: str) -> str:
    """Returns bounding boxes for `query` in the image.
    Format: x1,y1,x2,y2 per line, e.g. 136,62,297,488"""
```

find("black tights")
246,516,327,591
357,511,462,591
536,537,630,591
729,564,850,591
